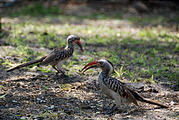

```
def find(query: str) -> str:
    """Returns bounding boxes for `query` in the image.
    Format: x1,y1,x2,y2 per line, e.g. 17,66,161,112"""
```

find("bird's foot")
60,71,69,78
102,104,118,115
61,73,68,78
52,73,68,81
55,72,68,77
52,73,60,79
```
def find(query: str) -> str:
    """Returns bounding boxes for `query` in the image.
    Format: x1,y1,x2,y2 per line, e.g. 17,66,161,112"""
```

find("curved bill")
81,61,98,74
76,40,83,52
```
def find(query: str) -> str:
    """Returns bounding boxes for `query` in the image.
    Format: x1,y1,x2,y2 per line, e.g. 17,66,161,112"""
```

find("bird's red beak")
75,40,83,52
81,61,99,74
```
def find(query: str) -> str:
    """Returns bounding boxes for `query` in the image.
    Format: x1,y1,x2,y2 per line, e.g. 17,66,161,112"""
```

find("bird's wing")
40,48,65,65
103,77,168,108
102,77,138,106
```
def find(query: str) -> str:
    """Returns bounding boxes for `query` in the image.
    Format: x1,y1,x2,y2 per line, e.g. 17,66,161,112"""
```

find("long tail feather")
140,98,168,108
7,56,46,72
128,89,168,108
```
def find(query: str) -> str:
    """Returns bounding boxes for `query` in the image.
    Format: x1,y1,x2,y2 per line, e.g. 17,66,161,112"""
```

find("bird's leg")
121,105,139,115
102,100,112,111
52,66,66,75
103,104,118,115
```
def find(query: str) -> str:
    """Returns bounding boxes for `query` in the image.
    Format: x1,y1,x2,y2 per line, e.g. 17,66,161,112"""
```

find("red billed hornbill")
81,59,168,113
7,35,83,76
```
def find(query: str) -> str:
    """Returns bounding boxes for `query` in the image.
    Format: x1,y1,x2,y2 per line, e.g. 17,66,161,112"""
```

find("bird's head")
81,59,114,75
67,35,83,51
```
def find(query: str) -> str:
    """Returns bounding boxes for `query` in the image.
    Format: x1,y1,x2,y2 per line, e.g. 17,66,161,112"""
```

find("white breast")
98,73,130,107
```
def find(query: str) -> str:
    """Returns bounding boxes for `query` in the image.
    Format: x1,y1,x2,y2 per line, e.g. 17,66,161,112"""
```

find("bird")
81,59,168,113
7,35,83,76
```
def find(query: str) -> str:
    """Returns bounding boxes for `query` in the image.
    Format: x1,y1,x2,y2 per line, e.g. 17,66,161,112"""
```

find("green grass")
9,2,61,17
2,3,179,88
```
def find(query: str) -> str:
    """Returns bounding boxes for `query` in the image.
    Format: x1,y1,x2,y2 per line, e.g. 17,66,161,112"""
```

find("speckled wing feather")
103,77,168,108
39,48,65,65
127,87,168,108
102,77,138,106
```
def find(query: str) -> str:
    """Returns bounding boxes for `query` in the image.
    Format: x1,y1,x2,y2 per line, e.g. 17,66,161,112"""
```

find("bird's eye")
98,61,104,66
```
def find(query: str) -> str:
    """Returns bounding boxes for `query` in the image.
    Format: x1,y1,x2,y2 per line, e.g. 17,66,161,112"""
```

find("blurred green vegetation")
10,3,61,17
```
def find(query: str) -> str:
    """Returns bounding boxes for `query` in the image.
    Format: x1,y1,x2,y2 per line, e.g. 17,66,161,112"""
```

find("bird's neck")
64,41,74,57
65,41,74,50
100,71,110,78
99,71,110,85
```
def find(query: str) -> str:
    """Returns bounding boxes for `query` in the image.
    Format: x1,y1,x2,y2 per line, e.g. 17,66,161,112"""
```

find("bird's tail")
129,89,168,108
7,56,46,72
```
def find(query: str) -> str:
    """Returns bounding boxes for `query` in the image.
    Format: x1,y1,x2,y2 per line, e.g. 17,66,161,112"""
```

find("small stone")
50,105,55,109
170,101,174,106
12,100,17,103
20,116,28,120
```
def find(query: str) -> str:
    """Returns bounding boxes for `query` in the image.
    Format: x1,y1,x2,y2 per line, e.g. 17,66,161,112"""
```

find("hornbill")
81,59,168,113
7,35,83,76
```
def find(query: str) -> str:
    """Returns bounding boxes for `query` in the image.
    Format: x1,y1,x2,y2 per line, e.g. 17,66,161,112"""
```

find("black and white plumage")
81,59,168,110
7,35,83,75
